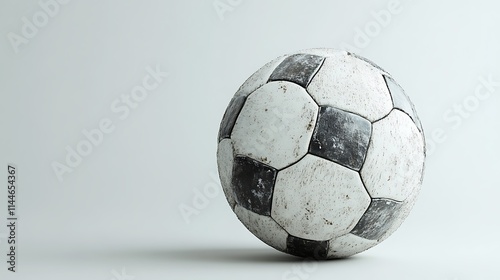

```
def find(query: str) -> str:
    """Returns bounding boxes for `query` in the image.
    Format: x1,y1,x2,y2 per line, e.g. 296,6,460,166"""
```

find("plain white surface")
1,0,500,279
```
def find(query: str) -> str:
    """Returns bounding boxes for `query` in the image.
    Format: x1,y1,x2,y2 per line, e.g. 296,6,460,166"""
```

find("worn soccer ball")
217,48,425,259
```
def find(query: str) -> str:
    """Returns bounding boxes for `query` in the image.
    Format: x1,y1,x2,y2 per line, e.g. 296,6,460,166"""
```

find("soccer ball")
217,48,425,259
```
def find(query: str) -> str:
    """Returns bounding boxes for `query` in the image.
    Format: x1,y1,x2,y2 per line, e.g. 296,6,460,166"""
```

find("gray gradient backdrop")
1,0,499,279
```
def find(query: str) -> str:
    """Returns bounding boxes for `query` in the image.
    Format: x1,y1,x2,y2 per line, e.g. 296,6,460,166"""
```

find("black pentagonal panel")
218,95,246,142
309,106,372,171
286,235,328,260
384,75,422,131
351,198,403,241
231,156,277,216
268,54,324,88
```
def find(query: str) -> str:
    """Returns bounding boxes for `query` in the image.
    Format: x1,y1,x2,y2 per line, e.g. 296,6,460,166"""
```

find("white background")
1,0,500,279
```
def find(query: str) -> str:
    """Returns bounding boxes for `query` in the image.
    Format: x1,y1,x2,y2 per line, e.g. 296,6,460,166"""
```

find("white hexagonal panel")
216,138,236,208
231,81,318,170
272,154,371,241
361,110,425,201
218,55,288,141
234,205,288,251
307,53,393,122
327,233,378,258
